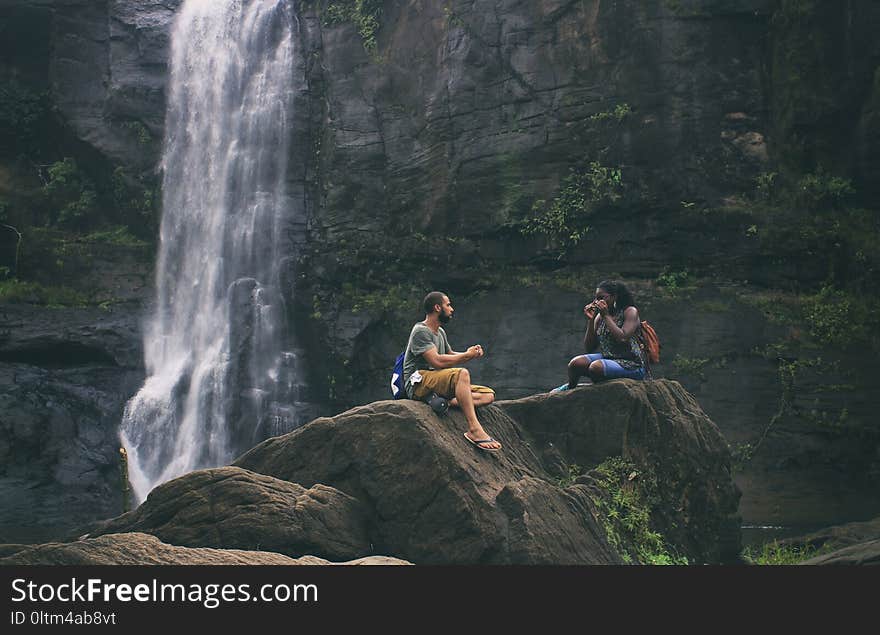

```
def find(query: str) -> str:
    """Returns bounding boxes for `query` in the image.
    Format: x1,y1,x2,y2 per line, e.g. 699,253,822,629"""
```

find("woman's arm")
600,306,640,342
583,303,599,352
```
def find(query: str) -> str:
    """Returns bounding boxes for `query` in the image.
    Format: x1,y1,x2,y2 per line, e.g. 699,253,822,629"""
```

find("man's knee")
458,368,471,384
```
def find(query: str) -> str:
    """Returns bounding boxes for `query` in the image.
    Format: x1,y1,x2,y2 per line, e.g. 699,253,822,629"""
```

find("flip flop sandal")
464,432,500,453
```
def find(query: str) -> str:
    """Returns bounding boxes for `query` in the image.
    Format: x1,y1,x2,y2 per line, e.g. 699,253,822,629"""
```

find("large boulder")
774,515,880,565
799,540,880,566
238,396,621,565
234,378,740,564
0,532,409,565
82,466,372,562
497,380,743,563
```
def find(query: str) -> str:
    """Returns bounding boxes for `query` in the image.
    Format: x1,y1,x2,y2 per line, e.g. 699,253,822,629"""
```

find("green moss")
122,121,152,146
587,457,688,565
0,278,88,307
323,0,383,58
589,103,632,123
670,355,711,379
42,158,99,229
80,226,149,248
340,282,418,318
694,300,728,313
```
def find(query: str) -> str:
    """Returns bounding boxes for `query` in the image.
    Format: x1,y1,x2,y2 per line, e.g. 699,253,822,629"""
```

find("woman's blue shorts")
580,353,646,380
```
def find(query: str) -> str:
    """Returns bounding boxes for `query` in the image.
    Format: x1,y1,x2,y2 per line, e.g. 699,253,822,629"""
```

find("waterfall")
121,0,298,503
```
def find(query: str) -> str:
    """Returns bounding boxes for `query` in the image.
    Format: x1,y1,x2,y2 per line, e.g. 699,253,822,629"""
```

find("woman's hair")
597,280,636,314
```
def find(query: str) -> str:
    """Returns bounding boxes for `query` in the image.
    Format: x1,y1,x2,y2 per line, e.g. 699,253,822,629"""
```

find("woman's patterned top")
596,311,645,371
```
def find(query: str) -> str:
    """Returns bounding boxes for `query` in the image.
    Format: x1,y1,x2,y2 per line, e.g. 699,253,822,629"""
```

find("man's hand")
467,344,484,359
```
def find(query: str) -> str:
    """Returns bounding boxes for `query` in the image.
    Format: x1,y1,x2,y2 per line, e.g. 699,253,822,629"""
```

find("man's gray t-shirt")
403,322,450,397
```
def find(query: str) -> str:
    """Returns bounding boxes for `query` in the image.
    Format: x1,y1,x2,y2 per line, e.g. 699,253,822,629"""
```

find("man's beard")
438,311,452,324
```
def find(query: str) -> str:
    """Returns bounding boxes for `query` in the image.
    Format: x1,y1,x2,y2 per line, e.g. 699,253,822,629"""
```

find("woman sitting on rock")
551,279,647,391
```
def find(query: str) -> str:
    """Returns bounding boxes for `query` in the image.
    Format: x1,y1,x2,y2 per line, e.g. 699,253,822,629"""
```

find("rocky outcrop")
799,540,880,566
780,515,880,559
19,377,732,565
82,466,372,562
230,379,740,564
0,532,409,565
0,302,146,544
1,379,736,565
497,380,742,562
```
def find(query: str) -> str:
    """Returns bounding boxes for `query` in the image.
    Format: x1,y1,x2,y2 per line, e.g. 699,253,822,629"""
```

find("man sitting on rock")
403,291,501,452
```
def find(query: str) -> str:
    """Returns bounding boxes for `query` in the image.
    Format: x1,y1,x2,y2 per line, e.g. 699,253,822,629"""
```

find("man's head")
423,291,453,323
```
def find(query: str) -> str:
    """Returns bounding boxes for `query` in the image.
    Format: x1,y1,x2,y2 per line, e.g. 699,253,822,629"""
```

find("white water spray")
121,0,297,503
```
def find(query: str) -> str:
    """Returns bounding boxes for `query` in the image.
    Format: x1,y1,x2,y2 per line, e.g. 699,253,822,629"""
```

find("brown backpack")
639,320,660,365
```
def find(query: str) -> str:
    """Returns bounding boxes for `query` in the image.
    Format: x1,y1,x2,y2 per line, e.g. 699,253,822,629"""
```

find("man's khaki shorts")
411,368,495,400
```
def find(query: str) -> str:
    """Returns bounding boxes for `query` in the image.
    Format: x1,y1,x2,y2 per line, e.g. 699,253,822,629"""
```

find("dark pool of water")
740,524,826,547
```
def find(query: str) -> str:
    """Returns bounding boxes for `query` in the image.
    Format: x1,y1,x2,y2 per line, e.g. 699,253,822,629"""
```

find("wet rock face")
0,363,142,544
302,0,773,237
48,0,180,170
0,303,146,543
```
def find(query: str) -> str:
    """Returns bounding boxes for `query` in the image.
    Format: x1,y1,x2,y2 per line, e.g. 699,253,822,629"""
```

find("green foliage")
323,0,383,56
556,463,582,488
741,540,825,565
0,278,88,306
803,285,861,346
122,121,152,146
589,103,632,123
671,355,711,379
342,282,416,317
443,6,465,28
0,79,52,156
730,442,755,472
656,267,690,293
521,161,623,253
755,171,778,202
81,226,149,247
771,0,819,29
111,167,158,237
42,158,99,229
588,457,688,565
794,168,854,210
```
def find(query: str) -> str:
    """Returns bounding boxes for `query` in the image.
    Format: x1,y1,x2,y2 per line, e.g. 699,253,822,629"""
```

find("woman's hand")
584,302,598,320
596,299,609,316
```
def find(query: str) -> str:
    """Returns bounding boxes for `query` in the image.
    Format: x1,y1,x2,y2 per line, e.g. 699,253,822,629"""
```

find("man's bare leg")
454,369,501,450
450,391,494,408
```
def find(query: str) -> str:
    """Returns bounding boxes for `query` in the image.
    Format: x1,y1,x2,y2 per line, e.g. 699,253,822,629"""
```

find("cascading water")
121,0,299,504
